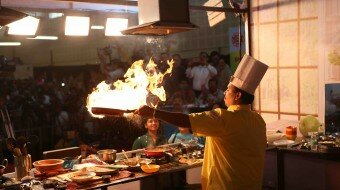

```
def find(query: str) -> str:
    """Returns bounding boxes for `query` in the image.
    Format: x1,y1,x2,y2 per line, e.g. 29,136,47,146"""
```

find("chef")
135,54,268,190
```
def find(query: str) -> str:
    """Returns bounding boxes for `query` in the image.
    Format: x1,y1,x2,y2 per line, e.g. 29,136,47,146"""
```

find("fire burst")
86,59,174,118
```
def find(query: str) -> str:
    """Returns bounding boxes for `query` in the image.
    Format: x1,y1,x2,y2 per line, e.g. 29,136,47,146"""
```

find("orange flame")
87,59,174,118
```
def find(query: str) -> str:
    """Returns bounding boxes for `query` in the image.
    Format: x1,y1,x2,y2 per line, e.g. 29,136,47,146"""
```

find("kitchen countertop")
1,145,203,190
75,160,203,190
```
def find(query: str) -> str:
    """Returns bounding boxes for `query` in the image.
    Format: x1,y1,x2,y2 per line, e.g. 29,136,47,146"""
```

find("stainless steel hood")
0,6,27,26
121,0,197,36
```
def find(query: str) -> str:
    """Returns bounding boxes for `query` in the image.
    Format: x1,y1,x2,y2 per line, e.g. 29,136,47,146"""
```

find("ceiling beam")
54,0,138,6
55,1,247,13
189,5,247,13
4,0,247,14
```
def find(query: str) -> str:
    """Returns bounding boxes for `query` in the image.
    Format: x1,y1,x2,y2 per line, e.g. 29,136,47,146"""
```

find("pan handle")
91,107,136,116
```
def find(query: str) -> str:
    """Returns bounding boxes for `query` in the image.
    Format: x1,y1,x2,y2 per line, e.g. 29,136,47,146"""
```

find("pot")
97,149,117,164
91,107,135,116
144,148,165,158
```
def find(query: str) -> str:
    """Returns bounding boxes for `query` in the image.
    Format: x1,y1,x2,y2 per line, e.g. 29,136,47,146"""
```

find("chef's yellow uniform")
189,105,266,190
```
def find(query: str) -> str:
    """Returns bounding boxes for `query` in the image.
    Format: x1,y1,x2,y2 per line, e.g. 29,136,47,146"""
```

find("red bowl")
33,159,64,172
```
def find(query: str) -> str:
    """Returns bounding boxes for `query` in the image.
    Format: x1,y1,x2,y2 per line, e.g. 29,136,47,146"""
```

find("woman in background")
168,127,193,144
132,117,167,150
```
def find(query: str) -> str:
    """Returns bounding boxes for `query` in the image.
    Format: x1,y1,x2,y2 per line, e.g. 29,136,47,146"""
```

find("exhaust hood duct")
121,0,197,36
0,6,27,26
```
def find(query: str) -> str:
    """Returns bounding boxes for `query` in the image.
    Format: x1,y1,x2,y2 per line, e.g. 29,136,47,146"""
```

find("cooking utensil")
14,154,31,180
97,149,117,164
121,150,129,159
16,136,28,156
144,148,165,158
91,107,136,116
139,158,152,168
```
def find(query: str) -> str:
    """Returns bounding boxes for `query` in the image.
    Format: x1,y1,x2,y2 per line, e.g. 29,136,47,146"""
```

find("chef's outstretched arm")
135,105,191,128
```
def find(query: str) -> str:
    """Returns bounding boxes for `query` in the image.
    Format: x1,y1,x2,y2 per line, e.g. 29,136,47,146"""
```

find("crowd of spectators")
0,48,232,159
161,51,232,109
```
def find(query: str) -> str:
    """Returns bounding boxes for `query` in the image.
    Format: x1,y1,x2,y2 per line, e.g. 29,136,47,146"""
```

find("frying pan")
144,148,165,158
91,107,136,116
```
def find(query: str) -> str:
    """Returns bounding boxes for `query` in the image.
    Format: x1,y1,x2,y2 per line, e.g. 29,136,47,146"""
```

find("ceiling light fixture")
105,18,128,36
7,16,40,36
27,35,58,40
91,25,104,30
0,42,21,46
65,16,90,36
49,13,63,19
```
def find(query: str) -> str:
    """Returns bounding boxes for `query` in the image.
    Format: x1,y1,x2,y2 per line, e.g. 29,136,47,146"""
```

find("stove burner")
143,155,170,165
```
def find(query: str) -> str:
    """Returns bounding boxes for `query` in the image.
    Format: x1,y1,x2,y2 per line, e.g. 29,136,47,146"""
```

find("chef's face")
224,84,239,107
145,118,159,132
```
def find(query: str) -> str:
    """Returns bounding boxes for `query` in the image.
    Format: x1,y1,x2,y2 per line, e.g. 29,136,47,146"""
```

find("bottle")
310,132,318,151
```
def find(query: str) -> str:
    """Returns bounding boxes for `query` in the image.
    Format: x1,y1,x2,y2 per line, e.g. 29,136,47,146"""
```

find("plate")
273,139,295,146
267,133,285,143
110,164,129,170
86,166,118,175
70,171,96,183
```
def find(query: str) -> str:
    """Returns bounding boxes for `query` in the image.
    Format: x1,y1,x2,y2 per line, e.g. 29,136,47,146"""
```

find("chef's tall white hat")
230,54,268,95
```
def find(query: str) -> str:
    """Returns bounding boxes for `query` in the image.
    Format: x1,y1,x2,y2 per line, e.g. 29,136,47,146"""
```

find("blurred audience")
209,51,220,68
198,79,224,107
167,80,196,106
186,52,217,97
1,49,231,157
163,54,187,97
216,57,232,91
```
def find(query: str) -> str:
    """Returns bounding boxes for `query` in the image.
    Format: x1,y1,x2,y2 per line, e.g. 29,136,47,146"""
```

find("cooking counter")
267,144,340,162
264,145,340,190
75,160,202,190
1,146,203,190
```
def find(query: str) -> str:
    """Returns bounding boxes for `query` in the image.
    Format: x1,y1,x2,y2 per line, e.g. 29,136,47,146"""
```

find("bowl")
141,164,160,174
33,159,64,172
123,158,139,166
70,171,96,183
139,158,152,166
97,149,117,164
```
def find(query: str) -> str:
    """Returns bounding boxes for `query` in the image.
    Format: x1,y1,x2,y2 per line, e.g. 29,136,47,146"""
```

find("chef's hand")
134,105,155,118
